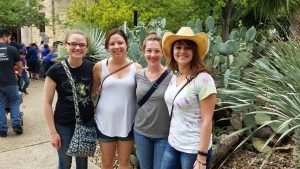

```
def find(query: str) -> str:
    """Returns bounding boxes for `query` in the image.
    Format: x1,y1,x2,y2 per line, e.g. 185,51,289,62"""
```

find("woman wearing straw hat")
160,27,217,169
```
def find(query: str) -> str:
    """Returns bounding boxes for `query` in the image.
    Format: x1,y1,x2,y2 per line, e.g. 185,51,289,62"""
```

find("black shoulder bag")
138,69,170,108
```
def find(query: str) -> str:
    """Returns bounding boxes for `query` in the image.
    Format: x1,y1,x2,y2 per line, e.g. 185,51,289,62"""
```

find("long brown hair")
168,40,209,77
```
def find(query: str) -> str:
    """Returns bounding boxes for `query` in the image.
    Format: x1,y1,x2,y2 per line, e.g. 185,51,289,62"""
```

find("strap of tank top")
94,60,133,109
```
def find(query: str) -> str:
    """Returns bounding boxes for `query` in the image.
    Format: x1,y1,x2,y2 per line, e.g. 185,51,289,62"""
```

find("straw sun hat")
162,27,209,60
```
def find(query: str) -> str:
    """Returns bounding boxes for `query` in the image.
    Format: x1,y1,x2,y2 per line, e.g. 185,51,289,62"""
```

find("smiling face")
143,40,163,67
65,33,88,59
107,34,128,58
172,40,194,67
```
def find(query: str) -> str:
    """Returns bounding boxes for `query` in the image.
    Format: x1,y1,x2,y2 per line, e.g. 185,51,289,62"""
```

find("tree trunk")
290,12,300,35
220,0,233,42
209,132,243,169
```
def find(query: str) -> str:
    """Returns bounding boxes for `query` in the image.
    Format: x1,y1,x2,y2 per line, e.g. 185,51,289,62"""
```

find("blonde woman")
44,30,94,169
134,32,172,169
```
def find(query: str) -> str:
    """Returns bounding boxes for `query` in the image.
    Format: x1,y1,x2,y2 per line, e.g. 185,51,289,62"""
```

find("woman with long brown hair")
160,27,217,169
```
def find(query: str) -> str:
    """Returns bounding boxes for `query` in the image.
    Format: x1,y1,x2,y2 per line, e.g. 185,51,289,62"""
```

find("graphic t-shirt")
0,42,21,86
46,59,94,125
164,72,217,154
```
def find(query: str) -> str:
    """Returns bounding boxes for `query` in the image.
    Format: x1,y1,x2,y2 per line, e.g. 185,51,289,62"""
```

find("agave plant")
57,22,109,63
218,36,300,168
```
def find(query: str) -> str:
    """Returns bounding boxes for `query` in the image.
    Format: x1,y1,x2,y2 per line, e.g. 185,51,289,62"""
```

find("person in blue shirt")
18,50,30,94
42,44,51,58
43,44,58,76
28,43,40,79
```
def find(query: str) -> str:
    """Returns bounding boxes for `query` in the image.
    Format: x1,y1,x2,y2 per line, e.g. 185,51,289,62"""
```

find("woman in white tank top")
92,29,142,169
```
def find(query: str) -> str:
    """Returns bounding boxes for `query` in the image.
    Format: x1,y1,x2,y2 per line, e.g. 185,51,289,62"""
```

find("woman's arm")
135,62,143,70
92,62,102,98
194,93,216,169
43,76,61,149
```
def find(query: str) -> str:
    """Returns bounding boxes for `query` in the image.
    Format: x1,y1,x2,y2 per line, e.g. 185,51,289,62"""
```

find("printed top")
164,72,217,154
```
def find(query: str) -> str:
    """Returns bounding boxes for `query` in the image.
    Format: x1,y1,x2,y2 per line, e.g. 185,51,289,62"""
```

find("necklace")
178,70,191,76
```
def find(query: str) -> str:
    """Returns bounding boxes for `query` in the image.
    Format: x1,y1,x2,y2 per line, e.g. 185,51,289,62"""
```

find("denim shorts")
97,127,134,142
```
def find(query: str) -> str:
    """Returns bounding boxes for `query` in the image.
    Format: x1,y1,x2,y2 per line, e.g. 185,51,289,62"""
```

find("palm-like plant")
57,22,108,63
218,36,300,168
251,0,300,18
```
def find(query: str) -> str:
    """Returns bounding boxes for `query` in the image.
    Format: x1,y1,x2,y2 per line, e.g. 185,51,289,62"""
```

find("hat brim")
162,32,208,61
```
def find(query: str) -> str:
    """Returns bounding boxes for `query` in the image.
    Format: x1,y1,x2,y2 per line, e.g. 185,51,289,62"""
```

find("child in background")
19,50,30,94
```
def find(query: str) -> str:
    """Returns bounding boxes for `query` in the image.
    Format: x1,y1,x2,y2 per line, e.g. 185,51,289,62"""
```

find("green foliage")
245,26,257,42
0,0,47,28
251,0,300,19
252,137,271,153
254,114,271,125
206,16,215,32
66,0,215,32
229,30,239,40
243,114,256,128
67,0,133,29
56,22,108,63
186,16,258,90
219,36,300,167
216,40,239,56
269,121,289,134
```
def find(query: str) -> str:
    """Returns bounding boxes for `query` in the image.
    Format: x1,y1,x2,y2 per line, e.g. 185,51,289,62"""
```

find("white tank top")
95,59,137,137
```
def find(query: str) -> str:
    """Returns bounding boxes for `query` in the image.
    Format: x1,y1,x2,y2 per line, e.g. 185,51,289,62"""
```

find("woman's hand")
193,159,206,169
50,132,61,149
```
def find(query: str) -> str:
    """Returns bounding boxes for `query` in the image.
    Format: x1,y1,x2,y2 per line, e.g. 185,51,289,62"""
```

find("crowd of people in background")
7,39,59,94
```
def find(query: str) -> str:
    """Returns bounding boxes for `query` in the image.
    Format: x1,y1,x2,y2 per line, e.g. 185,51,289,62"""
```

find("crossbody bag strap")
61,60,81,123
138,69,170,108
170,72,201,118
94,60,134,109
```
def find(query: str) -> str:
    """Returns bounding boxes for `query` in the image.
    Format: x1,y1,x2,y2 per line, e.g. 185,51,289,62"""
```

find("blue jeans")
19,76,30,90
160,143,212,169
134,131,168,169
0,85,21,132
55,123,88,169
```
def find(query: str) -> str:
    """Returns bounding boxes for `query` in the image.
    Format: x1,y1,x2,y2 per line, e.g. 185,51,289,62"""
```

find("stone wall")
21,0,70,47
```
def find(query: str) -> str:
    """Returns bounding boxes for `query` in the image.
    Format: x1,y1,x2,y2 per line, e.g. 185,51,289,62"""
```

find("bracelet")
196,159,207,166
198,150,208,157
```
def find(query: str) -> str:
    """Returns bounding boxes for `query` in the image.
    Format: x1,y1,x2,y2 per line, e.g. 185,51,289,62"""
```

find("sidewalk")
0,80,98,169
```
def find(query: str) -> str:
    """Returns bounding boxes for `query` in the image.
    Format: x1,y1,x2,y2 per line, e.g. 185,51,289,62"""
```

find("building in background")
21,0,70,46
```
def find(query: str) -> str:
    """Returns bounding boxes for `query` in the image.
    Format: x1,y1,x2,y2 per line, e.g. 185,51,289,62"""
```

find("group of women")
44,26,216,169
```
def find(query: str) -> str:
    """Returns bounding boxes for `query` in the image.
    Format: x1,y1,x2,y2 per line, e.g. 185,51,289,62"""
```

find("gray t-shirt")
134,69,173,138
